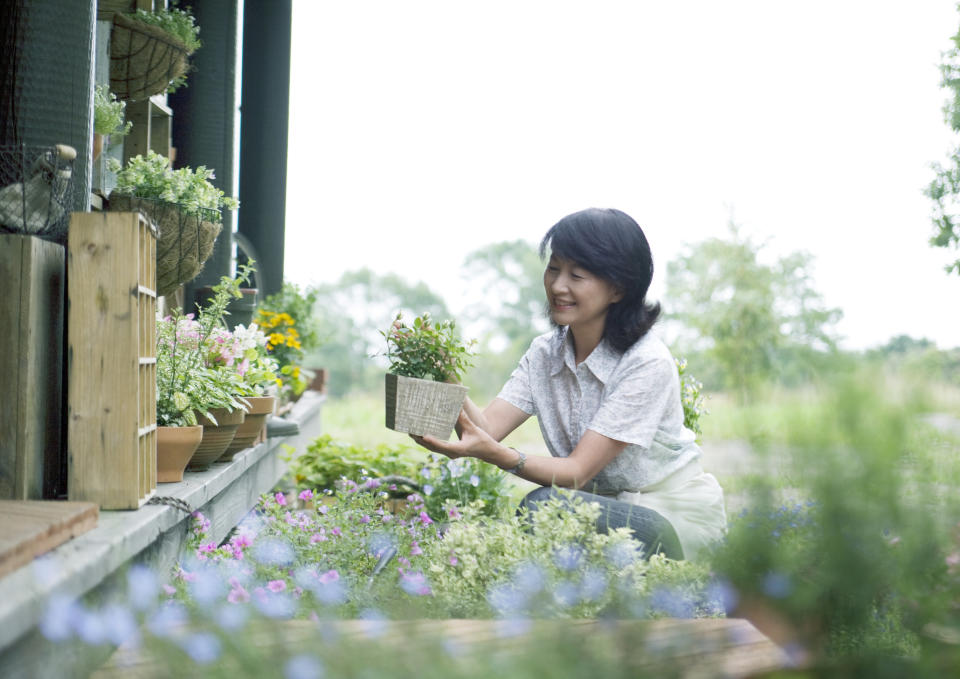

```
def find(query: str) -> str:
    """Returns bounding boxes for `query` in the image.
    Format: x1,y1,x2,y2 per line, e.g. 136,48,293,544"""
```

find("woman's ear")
611,285,625,304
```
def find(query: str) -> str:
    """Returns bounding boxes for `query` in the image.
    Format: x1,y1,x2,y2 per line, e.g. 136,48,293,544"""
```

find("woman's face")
543,256,623,331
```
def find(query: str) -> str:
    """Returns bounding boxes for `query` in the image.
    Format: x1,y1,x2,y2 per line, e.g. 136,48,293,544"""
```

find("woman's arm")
458,396,529,442
416,410,627,490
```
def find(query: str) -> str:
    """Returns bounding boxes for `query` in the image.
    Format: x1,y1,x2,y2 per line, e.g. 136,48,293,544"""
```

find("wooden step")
0,500,98,579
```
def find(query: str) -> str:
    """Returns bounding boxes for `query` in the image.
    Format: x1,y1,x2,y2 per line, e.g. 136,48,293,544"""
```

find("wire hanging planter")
108,194,222,297
109,12,190,102
0,144,77,245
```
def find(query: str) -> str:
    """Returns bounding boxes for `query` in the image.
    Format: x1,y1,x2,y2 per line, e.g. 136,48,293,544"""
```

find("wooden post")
0,235,64,500
67,211,157,509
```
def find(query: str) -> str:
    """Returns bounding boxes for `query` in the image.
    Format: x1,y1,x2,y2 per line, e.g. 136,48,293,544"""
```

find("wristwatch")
505,448,527,475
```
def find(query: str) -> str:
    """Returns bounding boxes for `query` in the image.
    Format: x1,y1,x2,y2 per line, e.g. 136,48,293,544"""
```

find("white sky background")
284,1,960,351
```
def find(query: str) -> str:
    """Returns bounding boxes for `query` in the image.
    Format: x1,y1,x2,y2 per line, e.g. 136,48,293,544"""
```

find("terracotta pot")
93,133,105,160
156,425,203,482
188,407,245,471
218,396,276,462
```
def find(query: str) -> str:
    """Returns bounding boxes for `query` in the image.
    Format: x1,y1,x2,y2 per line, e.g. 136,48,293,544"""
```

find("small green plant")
676,357,707,439
417,454,510,520
93,84,132,137
132,7,201,53
383,312,476,382
284,435,417,493
108,150,238,222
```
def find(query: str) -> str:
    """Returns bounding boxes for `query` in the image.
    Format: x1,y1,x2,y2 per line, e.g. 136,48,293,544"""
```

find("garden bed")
0,392,324,679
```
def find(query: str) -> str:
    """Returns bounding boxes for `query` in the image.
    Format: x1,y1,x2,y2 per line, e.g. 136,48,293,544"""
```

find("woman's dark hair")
539,207,661,351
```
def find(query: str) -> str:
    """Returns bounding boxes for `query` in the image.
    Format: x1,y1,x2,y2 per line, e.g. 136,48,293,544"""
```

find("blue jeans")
518,486,684,560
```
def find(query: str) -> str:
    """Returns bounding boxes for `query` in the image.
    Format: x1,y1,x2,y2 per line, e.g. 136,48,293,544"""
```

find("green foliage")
675,357,707,439
708,371,959,670
665,221,842,399
92,84,131,137
284,435,416,493
383,312,476,383
108,150,239,222
255,283,322,401
156,265,262,426
927,9,960,275
132,7,201,53
417,454,511,520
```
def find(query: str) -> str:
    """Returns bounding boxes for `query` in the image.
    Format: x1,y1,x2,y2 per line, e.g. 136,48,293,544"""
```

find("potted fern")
382,312,475,440
108,150,238,297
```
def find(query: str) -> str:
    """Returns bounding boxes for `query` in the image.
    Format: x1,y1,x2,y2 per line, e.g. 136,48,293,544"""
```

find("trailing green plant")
93,84,132,137
382,311,476,382
284,435,418,493
676,357,707,439
132,6,201,53
108,150,238,222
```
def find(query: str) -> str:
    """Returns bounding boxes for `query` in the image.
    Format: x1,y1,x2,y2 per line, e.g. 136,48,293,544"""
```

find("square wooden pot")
384,373,467,440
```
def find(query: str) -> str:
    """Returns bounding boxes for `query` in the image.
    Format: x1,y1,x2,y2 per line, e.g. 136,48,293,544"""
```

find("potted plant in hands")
382,312,476,440
92,84,132,160
108,150,239,297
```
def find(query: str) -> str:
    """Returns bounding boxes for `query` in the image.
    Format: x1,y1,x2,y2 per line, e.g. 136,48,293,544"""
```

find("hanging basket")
0,144,77,244
108,194,222,297
109,12,190,102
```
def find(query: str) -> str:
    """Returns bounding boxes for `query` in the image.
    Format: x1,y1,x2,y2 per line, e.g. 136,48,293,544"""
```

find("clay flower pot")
218,396,276,462
157,425,203,482
188,407,245,471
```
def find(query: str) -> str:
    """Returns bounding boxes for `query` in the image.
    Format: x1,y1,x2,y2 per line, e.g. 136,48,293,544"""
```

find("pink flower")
162,584,176,596
410,541,423,556
228,585,250,603
331,526,342,537
299,489,314,502
267,580,286,593
231,533,252,549
419,512,433,525
449,553,459,566
275,492,287,506
318,570,339,585
360,515,371,524
178,569,197,583
199,542,217,553
310,532,327,544
398,556,411,568
448,507,462,520
318,505,329,515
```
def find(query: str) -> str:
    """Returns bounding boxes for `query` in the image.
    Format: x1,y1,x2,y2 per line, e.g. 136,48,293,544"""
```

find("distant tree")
665,222,843,399
927,11,960,274
461,240,549,399
305,269,452,396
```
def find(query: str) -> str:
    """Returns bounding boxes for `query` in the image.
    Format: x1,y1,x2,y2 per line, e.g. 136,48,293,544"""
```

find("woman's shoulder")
618,331,676,373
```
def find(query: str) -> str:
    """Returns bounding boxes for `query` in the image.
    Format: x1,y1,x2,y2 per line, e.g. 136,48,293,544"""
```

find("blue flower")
762,572,792,599
423,484,434,496
127,564,159,611
470,474,480,487
180,632,221,664
285,654,325,679
579,568,608,602
252,537,295,567
553,544,584,571
648,586,694,618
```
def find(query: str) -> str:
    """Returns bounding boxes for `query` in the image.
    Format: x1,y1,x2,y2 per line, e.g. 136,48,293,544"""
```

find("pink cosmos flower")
331,526,342,537
267,580,286,593
199,542,217,553
228,585,250,603
299,489,314,502
275,492,287,506
318,570,339,585
419,512,433,525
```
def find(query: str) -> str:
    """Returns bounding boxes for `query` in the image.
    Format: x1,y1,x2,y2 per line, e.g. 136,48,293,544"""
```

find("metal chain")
147,495,196,515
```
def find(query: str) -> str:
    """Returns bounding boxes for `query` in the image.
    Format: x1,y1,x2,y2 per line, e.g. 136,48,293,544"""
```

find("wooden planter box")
67,211,157,509
384,373,467,440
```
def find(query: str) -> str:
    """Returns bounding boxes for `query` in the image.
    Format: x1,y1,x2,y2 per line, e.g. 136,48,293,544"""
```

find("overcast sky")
284,1,960,350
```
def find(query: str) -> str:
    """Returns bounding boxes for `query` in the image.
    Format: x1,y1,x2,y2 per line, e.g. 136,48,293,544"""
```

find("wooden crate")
68,211,157,509
0,235,64,500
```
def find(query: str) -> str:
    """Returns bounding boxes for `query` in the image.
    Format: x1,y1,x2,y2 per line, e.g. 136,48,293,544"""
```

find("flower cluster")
383,312,476,383
255,282,321,401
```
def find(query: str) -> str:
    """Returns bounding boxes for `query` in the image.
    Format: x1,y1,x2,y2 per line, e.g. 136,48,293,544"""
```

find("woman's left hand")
410,410,498,462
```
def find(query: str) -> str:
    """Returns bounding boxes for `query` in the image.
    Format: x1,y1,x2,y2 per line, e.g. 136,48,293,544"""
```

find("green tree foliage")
927,11,960,275
461,240,550,399
665,222,842,399
305,269,451,396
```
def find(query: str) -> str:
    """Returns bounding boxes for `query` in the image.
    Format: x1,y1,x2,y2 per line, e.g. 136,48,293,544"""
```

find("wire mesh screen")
0,144,77,244
109,194,223,297
110,13,189,102
0,0,94,214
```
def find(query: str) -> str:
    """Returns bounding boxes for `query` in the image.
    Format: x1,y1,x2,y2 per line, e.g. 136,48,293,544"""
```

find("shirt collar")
552,327,620,383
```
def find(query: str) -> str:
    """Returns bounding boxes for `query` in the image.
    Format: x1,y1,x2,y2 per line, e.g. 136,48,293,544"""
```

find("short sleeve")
587,355,676,451
495,350,537,416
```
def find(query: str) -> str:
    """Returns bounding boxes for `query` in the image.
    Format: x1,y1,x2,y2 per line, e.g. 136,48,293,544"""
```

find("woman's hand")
410,410,499,462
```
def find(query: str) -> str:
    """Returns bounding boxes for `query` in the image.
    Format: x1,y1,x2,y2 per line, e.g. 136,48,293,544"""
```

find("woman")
413,208,726,561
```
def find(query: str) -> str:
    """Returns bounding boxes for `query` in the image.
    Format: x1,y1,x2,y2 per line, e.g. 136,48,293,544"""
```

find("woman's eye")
571,272,584,280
